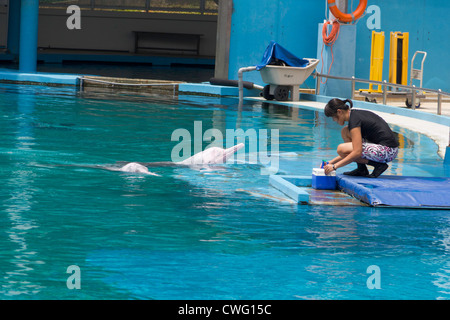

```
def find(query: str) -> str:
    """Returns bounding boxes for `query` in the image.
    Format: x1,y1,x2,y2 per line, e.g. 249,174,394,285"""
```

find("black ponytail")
343,99,353,109
324,98,353,117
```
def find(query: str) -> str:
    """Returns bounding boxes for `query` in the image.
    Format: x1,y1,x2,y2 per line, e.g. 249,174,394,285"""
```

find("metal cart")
359,51,427,108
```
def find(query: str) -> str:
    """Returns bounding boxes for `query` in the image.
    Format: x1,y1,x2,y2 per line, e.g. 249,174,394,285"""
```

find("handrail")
315,72,449,114
238,66,258,107
41,0,217,15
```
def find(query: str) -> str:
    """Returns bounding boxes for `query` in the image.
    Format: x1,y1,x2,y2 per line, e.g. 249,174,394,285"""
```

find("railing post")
437,89,442,115
238,66,257,107
382,80,387,105
200,0,206,14
351,76,355,100
412,85,417,110
316,74,321,95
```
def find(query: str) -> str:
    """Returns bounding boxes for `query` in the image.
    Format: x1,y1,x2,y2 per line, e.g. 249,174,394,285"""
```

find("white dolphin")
118,143,245,174
176,143,245,165
118,162,161,176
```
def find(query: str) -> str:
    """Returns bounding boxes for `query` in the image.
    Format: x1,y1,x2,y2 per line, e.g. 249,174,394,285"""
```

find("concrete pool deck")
0,68,81,86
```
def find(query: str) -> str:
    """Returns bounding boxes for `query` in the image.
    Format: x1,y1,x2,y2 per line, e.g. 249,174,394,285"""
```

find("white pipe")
238,66,257,106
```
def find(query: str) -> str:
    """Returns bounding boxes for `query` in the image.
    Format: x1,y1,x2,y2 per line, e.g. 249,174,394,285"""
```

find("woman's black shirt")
348,109,399,148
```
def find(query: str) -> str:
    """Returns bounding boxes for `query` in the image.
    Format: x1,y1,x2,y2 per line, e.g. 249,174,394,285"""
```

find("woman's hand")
324,163,335,175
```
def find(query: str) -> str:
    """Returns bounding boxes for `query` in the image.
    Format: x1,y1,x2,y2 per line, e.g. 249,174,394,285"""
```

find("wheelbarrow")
237,41,319,103
259,59,319,101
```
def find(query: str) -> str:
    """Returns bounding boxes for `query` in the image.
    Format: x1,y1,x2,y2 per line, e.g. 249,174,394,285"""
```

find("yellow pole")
361,31,385,93
401,32,409,85
389,32,409,86
369,31,384,92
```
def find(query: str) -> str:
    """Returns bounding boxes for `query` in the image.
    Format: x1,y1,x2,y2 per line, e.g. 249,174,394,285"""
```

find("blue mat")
337,175,450,208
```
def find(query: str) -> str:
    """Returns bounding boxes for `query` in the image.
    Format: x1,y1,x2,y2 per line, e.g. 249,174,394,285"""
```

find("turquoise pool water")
0,84,449,300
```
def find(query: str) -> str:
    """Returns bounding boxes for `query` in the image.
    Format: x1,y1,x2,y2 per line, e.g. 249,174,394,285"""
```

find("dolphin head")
119,162,160,176
201,143,245,164
220,143,245,164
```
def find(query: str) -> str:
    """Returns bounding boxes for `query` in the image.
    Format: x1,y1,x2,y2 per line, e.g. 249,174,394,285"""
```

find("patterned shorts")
362,142,398,163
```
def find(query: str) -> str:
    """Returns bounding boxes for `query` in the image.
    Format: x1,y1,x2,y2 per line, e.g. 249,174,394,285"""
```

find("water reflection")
432,215,450,298
1,93,43,297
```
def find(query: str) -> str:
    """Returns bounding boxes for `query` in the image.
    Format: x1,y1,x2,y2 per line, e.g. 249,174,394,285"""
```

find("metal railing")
79,76,182,96
315,72,450,115
39,0,218,15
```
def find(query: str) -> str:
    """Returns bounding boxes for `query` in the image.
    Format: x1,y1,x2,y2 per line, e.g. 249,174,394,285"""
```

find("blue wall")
228,0,323,89
228,0,450,93
356,0,449,92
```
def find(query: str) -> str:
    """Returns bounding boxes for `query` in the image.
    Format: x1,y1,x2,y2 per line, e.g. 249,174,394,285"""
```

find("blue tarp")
337,175,450,208
256,41,309,71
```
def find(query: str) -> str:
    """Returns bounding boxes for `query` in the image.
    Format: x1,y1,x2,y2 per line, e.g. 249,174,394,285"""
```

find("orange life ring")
327,0,367,23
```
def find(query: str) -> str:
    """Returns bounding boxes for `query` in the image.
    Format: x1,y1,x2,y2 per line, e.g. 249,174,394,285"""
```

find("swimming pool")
0,83,449,300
